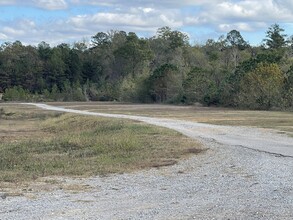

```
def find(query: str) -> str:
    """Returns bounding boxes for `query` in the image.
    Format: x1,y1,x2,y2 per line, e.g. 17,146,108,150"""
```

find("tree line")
0,24,293,110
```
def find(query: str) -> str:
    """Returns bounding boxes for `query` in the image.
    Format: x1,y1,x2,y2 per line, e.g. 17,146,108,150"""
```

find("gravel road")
1,103,293,219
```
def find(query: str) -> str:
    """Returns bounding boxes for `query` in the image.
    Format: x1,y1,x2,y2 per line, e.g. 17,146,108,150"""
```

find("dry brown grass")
49,102,293,136
0,103,202,182
2,101,291,184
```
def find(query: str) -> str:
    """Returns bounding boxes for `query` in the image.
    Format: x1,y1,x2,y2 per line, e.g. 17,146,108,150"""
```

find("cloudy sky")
0,0,292,46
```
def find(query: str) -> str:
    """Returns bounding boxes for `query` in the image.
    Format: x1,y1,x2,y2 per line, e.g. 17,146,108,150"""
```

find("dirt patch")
184,148,206,155
150,159,177,168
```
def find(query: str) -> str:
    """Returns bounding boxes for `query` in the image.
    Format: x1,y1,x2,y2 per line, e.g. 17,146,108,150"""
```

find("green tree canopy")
226,30,249,50
264,24,287,49
238,62,284,109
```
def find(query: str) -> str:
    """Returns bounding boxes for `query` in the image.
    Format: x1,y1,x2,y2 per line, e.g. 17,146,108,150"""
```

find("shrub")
3,86,31,101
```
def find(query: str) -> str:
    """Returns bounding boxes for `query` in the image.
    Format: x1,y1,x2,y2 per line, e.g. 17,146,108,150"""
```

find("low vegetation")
0,105,202,182
55,102,293,136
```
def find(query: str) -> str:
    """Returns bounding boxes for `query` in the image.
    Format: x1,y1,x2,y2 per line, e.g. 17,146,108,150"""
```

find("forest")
0,24,293,110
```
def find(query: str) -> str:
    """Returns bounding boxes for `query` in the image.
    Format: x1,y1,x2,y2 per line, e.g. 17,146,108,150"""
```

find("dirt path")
28,103,293,157
1,103,293,219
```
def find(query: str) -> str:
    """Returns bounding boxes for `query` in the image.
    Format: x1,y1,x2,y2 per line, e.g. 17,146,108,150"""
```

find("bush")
3,86,31,101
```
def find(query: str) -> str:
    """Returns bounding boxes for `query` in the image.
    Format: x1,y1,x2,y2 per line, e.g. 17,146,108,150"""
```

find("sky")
0,0,293,46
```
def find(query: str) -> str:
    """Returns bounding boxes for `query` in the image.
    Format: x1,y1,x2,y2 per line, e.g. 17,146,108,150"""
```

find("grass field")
49,102,293,136
1,102,292,182
0,104,202,182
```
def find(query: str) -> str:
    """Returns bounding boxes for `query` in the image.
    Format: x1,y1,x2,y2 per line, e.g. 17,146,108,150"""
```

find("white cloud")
141,7,154,13
0,0,16,4
0,0,68,10
1,0,293,45
183,0,293,33
33,0,68,10
216,1,257,18
218,23,255,32
185,16,208,25
3,27,25,36
0,33,8,40
68,7,182,33
70,0,224,7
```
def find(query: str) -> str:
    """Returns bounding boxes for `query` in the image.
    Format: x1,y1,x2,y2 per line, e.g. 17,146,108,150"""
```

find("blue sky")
0,0,292,46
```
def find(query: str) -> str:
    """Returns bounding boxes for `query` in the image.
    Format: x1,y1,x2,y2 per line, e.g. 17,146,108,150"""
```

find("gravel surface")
1,103,293,219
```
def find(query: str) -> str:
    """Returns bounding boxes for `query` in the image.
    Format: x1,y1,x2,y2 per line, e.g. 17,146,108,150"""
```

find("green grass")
0,104,202,182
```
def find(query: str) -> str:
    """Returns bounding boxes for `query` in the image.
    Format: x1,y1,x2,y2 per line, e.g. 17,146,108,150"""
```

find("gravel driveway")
1,103,293,219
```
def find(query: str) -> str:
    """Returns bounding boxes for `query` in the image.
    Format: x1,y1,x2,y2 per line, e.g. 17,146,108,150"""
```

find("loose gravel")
1,103,292,220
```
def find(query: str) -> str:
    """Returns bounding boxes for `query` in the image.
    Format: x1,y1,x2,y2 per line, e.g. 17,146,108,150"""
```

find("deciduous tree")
238,63,284,109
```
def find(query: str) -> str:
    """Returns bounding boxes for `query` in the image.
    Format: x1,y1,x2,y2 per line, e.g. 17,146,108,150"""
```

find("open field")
1,102,293,219
0,103,202,182
48,102,293,136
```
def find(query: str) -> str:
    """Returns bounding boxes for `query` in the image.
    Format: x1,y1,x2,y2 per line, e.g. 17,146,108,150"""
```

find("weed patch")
0,105,202,182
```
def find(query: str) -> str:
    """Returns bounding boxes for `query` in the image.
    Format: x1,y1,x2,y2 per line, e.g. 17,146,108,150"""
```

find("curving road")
1,103,293,219
27,103,293,157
